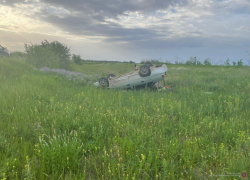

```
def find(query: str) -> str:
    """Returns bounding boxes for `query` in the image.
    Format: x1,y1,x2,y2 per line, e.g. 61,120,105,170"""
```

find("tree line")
1,40,249,68
141,56,245,66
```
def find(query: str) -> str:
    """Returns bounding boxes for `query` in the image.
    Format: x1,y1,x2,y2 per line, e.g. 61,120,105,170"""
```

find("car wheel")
107,73,116,79
99,77,109,87
139,65,151,77
145,61,153,67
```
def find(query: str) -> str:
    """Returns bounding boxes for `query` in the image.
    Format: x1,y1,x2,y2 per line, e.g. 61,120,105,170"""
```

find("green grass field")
0,57,250,179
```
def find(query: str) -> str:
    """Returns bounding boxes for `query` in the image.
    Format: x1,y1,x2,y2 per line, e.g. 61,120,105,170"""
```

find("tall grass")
0,57,250,179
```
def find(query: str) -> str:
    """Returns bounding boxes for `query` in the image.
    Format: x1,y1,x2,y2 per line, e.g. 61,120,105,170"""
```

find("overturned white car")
94,62,167,90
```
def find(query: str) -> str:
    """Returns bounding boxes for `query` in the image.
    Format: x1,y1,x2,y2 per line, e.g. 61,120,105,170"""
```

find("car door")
130,74,147,89
123,75,131,89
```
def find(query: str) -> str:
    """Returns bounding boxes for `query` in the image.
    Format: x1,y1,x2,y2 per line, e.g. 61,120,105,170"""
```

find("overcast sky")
0,0,250,64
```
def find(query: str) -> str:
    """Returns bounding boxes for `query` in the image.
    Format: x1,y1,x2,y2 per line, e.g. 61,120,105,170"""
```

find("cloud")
0,0,250,63
1,0,249,42
0,0,188,38
41,0,188,16
1,0,188,16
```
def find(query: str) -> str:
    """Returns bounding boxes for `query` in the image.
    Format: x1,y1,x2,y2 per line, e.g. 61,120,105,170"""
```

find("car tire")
99,77,109,87
139,65,151,77
107,73,116,79
144,61,153,67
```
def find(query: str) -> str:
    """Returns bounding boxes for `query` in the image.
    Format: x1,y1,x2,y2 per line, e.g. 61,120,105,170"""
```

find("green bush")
203,58,211,65
25,43,60,68
0,46,9,58
185,56,197,65
197,60,203,65
140,59,160,64
237,59,243,66
0,52,9,58
43,40,71,69
9,51,26,58
25,40,71,69
72,54,82,65
224,58,231,66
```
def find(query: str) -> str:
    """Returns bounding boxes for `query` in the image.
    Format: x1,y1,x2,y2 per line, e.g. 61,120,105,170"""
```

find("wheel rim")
141,66,149,74
100,78,108,86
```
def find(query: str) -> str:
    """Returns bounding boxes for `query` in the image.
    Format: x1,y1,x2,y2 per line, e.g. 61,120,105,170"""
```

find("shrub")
42,40,71,69
203,58,211,65
25,40,71,69
25,43,60,68
237,59,243,66
9,51,26,58
185,56,197,65
224,58,231,66
140,59,161,64
197,61,203,65
0,51,9,58
72,54,82,65
174,60,183,64
0,45,9,58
